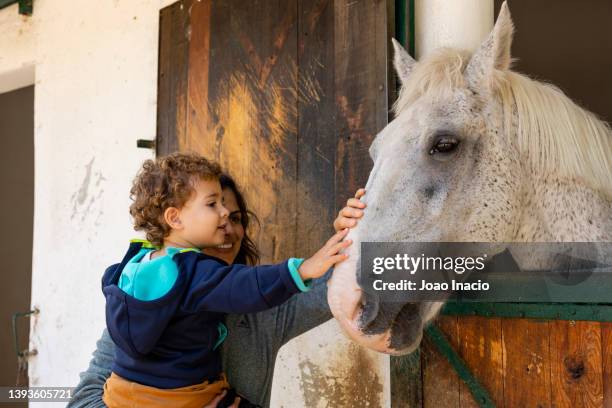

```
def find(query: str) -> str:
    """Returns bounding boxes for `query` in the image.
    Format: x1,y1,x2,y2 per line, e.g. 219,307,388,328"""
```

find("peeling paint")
69,159,107,222
298,343,383,407
76,158,94,204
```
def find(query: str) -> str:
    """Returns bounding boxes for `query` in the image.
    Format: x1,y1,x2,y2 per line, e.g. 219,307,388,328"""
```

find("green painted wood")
442,302,612,322
394,0,406,47
19,0,31,15
0,0,32,15
434,302,612,407
425,324,496,408
408,0,415,56
394,0,414,56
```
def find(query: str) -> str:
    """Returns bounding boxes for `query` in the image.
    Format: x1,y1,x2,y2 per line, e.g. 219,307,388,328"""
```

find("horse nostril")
359,300,420,337
388,303,423,351
359,291,380,328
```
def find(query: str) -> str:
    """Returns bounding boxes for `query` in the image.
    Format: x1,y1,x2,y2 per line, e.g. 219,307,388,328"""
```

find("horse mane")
393,49,612,197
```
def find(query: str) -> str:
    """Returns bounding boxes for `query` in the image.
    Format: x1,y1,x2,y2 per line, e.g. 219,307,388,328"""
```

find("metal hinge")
136,139,156,150
12,307,39,386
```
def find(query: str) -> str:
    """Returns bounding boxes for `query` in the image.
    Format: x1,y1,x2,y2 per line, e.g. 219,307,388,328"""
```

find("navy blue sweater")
101,241,304,389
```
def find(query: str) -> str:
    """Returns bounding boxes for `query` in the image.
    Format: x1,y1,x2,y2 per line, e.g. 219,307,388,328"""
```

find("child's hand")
298,228,352,280
333,188,366,232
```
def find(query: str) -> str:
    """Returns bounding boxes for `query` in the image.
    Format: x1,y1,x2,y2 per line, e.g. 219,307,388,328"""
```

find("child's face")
177,178,229,248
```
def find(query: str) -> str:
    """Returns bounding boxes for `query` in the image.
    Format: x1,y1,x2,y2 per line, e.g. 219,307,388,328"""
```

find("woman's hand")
333,188,366,232
203,390,240,408
299,228,352,280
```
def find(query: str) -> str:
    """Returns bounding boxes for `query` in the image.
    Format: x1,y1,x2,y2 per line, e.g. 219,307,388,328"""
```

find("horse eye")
429,136,460,155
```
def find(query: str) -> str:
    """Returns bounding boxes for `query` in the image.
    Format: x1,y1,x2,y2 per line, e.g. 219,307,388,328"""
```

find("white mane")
394,49,612,197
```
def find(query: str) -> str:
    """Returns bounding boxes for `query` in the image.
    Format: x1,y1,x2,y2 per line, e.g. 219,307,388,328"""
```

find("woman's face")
203,188,244,264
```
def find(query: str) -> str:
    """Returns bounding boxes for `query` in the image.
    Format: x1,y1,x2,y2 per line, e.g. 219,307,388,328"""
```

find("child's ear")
164,207,183,230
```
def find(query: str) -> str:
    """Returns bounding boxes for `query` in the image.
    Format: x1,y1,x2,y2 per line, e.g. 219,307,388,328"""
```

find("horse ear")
392,38,416,85
465,1,514,88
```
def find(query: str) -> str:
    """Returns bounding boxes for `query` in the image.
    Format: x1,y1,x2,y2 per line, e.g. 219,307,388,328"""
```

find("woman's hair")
129,152,222,247
219,173,260,266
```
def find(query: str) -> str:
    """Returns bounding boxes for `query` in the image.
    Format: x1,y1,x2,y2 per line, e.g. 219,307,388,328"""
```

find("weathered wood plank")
186,0,212,155
374,0,389,133
295,0,336,256
204,0,232,167
550,321,604,408
227,0,299,262
602,323,612,408
334,0,387,211
391,350,422,408
156,0,192,156
502,319,552,407
457,316,504,408
156,4,172,155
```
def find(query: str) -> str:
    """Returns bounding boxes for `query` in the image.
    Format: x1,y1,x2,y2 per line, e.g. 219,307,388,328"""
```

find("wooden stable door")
156,0,393,262
156,0,395,406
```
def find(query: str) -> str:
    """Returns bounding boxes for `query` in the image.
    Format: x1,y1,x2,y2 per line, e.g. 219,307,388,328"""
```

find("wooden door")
157,0,394,267
156,0,395,406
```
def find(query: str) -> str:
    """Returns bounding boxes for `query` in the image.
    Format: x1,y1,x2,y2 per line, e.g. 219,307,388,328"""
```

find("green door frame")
0,0,32,15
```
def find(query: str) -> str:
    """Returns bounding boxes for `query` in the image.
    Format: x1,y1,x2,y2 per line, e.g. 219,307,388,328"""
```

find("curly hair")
129,152,222,247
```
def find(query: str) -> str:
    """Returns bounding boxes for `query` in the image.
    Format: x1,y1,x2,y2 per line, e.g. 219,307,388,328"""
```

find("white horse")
327,2,612,355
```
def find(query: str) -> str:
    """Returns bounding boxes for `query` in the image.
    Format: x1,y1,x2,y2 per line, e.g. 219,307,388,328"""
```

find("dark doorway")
0,85,34,398
495,0,612,122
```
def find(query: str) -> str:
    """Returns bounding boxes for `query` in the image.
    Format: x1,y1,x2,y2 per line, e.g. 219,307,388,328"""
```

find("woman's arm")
67,329,115,408
277,270,332,345
220,273,332,408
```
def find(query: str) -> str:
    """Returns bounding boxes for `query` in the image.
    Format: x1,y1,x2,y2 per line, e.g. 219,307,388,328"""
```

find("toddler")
101,153,350,407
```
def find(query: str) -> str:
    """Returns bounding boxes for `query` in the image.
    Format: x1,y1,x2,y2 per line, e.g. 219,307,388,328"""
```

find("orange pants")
103,372,230,408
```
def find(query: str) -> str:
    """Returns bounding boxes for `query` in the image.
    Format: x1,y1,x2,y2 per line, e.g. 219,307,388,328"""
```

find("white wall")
0,4,35,93
272,321,390,407
415,0,493,58
0,0,175,397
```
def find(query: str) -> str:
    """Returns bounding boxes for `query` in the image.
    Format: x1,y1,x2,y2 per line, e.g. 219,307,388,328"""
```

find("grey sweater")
67,272,331,408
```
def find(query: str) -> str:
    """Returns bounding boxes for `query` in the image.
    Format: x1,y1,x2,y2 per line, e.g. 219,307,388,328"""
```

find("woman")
67,174,366,408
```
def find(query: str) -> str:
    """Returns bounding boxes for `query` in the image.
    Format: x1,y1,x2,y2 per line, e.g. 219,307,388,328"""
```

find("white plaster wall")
0,0,175,402
272,321,390,408
0,4,35,93
415,0,494,58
